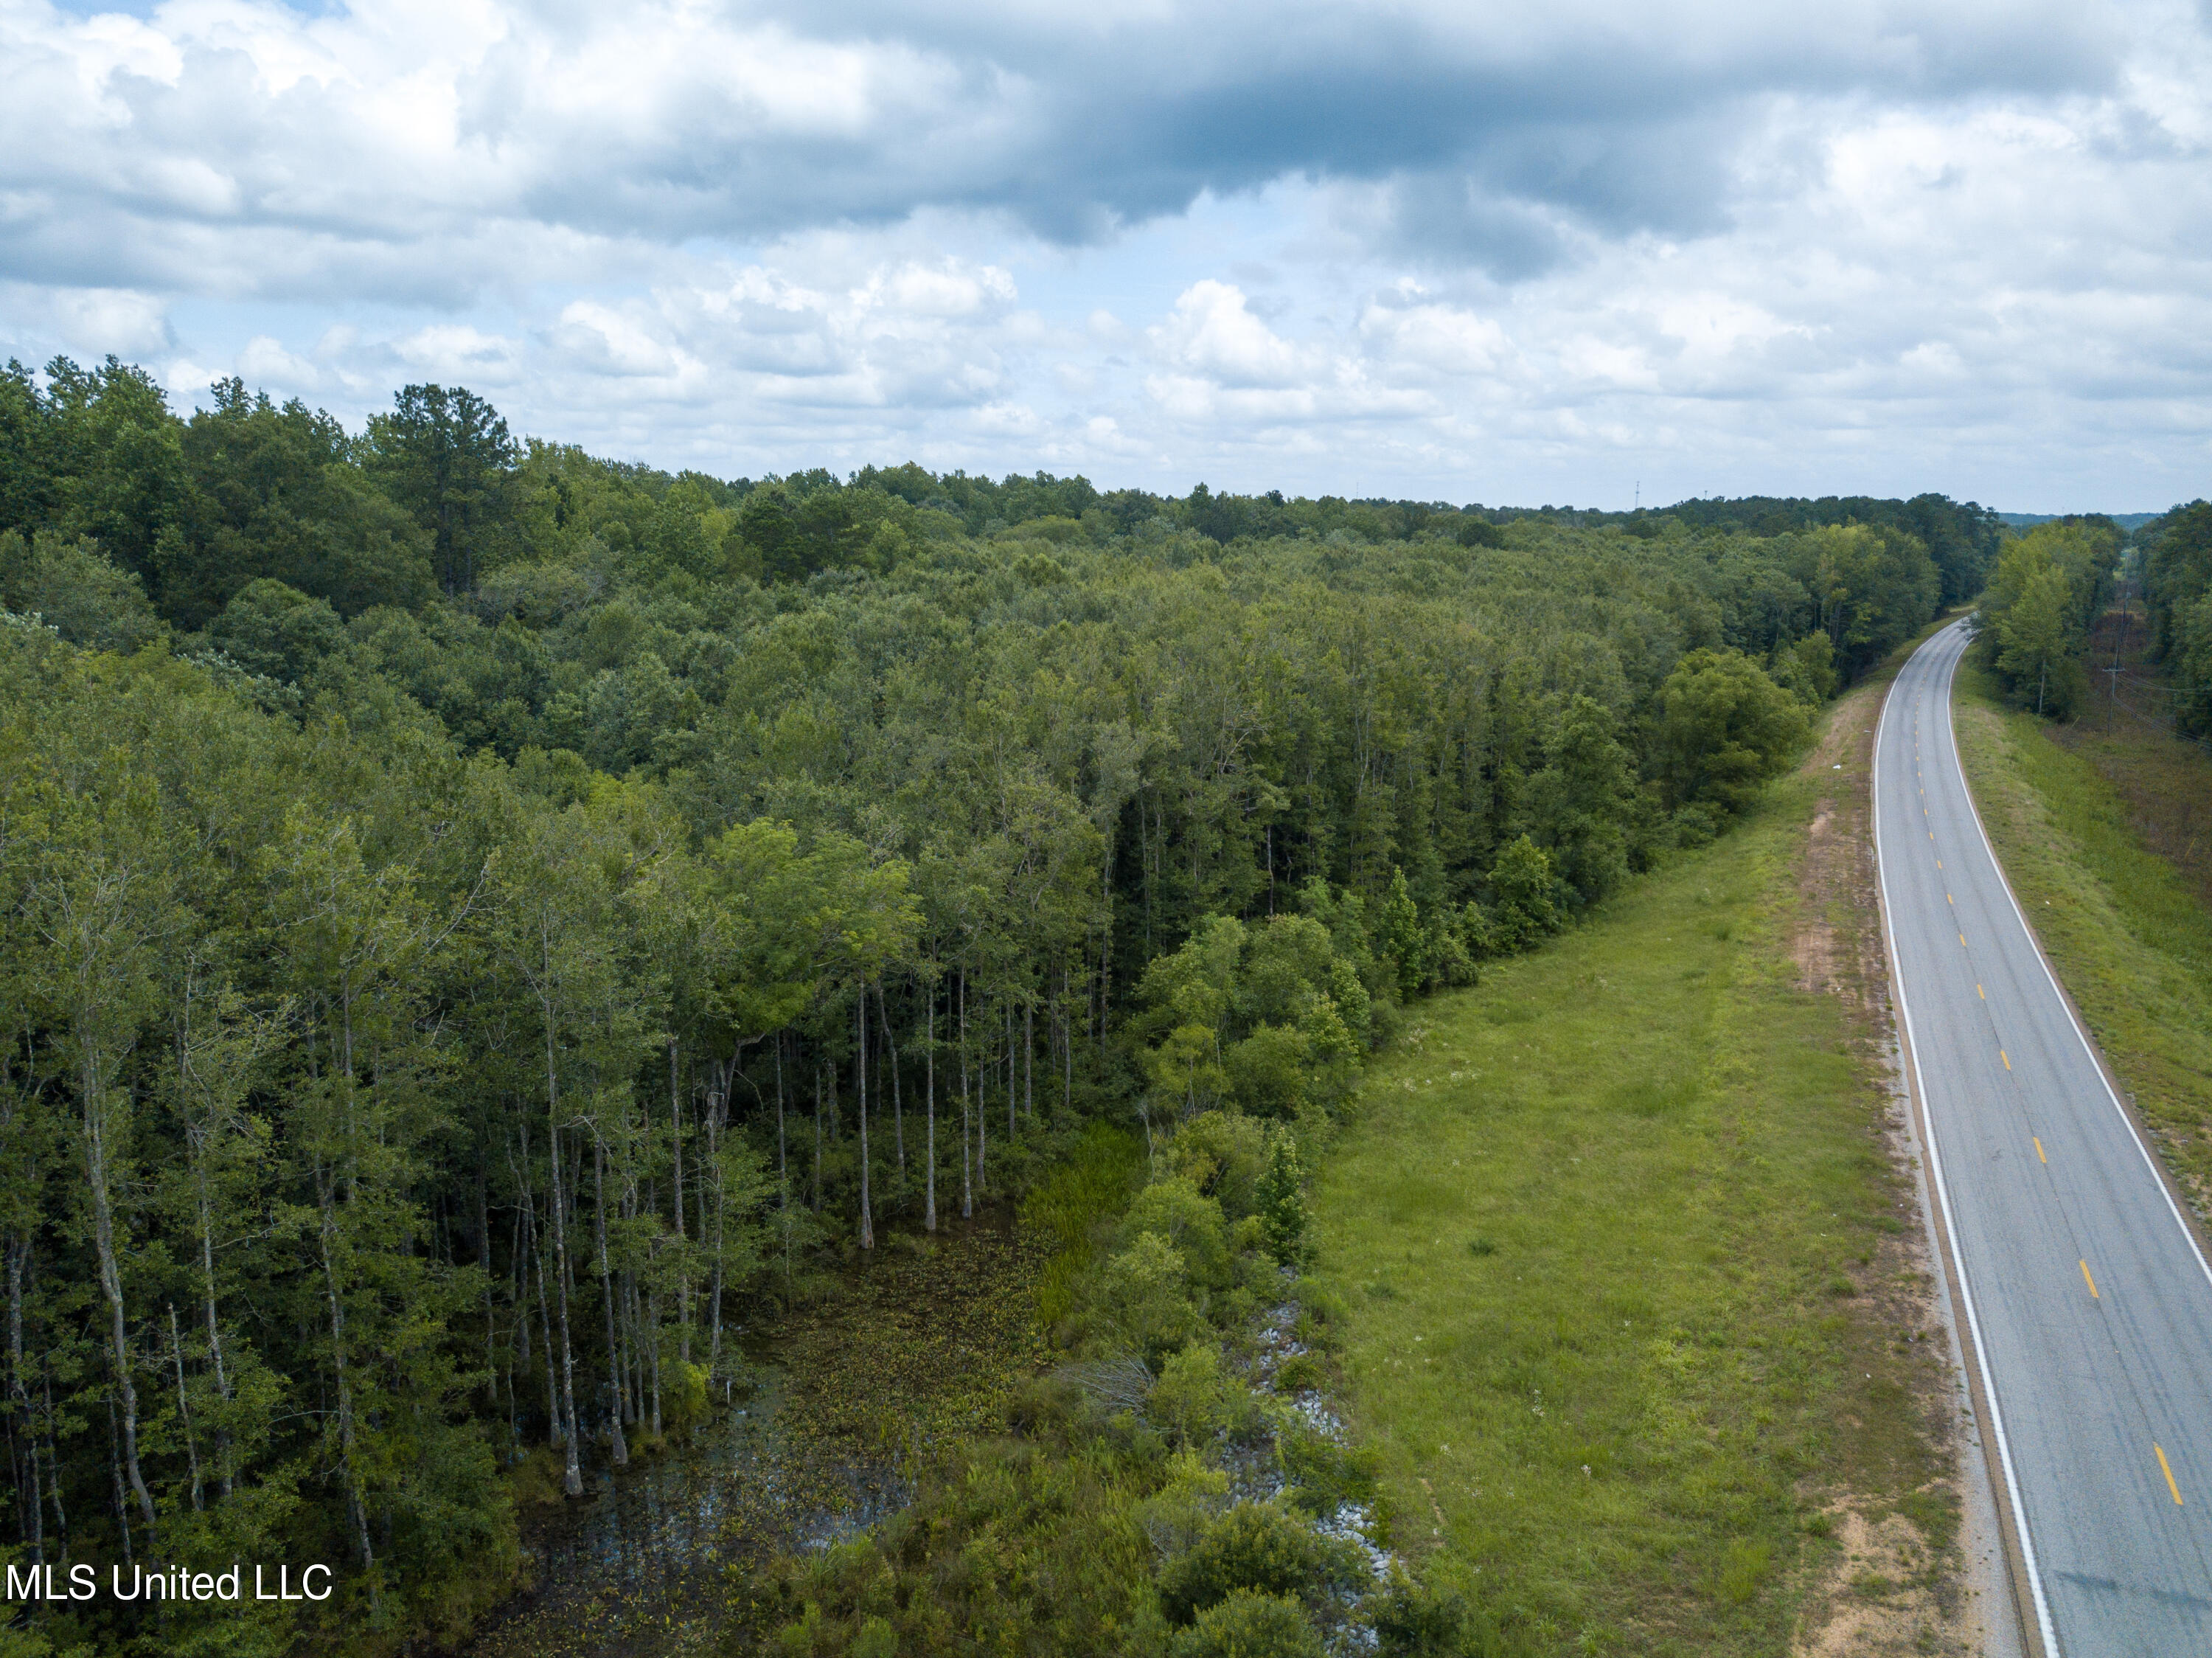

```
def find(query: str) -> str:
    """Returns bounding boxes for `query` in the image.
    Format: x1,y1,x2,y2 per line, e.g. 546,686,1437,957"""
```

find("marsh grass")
1308,758,1941,1655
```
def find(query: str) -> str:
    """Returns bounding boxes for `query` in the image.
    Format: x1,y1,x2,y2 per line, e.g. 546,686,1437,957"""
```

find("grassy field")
1952,653,2212,1212
1308,687,1958,1656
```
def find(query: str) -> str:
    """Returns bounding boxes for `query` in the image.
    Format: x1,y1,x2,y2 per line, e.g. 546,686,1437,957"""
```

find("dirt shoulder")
1786,663,2017,1658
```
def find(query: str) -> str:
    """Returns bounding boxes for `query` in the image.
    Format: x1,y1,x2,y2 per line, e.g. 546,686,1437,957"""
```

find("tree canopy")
0,355,1961,1654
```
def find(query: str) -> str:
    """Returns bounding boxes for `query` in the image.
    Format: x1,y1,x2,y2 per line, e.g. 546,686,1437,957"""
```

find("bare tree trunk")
883,983,905,1176
80,1066,155,1534
695,1087,712,1248
513,1131,563,1450
858,993,874,1250
542,1007,584,1497
774,1037,788,1206
508,1190,526,1451
168,1305,202,1511
924,985,936,1233
106,1388,131,1570
669,1038,690,1364
535,1229,559,1443
562,1132,586,1442
811,1064,823,1212
316,1166,375,1564
592,1138,627,1466
41,1371,66,1551
646,1283,663,1439
182,1125,237,1496
8,1234,39,1564
960,973,974,1219
479,1168,497,1429
708,1087,728,1384
623,1270,641,1426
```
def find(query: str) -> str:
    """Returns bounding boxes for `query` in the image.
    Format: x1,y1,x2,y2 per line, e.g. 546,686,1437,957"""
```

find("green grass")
1309,740,1944,1654
1952,659,2212,1206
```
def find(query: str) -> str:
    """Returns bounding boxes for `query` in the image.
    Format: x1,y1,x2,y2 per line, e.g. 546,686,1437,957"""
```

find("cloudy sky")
4,0,2209,510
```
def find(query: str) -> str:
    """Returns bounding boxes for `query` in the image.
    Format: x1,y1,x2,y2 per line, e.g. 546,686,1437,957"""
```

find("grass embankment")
1952,654,2212,1210
1310,690,1957,1656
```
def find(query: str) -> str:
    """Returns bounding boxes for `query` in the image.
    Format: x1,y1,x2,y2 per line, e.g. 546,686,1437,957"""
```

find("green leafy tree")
1253,1128,1310,1266
1994,564,2087,717
364,384,520,595
1657,649,1810,815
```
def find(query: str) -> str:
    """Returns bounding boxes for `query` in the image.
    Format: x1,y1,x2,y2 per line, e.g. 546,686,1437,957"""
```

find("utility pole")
2106,581,2129,735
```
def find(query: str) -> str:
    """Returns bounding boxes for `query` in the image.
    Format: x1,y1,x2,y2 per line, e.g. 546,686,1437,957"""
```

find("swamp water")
463,1213,1044,1657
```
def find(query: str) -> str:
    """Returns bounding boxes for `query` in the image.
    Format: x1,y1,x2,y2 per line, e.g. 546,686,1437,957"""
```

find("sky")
4,0,2210,512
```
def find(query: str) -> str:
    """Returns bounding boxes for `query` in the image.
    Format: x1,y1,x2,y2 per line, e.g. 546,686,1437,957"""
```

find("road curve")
1876,619,2212,1656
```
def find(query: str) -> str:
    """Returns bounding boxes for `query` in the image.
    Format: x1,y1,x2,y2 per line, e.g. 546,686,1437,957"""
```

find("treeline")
0,356,1953,1654
2140,501,2212,735
1653,493,2000,606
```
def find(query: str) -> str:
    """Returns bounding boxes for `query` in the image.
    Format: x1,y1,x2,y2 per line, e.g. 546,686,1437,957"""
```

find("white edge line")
1936,624,2212,1295
1877,622,2060,1656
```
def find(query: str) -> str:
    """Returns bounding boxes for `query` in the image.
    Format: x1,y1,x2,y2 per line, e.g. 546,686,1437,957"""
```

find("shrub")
1122,1178,1233,1289
1485,836,1564,951
1005,1371,1082,1440
1170,1588,1326,1658
1096,1232,1203,1363
1278,1424,1377,1516
1158,1501,1357,1623
1237,914,1341,1027
1136,1446,1232,1560
1254,1129,1310,1268
1225,1023,1315,1120
1370,1570,1472,1657
664,1358,710,1429
1164,1111,1270,1218
1153,1342,1243,1446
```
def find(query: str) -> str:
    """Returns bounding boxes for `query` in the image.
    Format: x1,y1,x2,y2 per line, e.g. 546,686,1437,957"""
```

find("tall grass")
1307,750,1948,1654
1022,1122,1145,1328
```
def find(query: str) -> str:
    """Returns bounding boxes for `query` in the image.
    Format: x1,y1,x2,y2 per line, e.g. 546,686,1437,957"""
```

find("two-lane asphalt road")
1877,620,2212,1655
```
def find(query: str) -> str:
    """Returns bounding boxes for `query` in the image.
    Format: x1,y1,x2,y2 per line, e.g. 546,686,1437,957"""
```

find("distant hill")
2000,511,2164,532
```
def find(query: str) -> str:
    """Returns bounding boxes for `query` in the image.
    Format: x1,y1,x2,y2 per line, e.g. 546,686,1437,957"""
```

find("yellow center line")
2034,1137,2046,1163
1960,933,1967,946
1978,984,1985,999
2158,1445,2185,1506
2081,1259,2100,1299
2002,1050,2011,1071
1948,892,1955,904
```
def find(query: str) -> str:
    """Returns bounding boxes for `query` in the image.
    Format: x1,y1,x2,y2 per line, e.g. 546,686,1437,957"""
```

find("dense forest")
0,355,1975,1654
2140,501,2212,734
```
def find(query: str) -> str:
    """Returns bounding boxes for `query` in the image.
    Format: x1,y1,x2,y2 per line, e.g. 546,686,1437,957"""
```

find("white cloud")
1150,282,1307,389
46,286,172,355
0,0,2206,507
